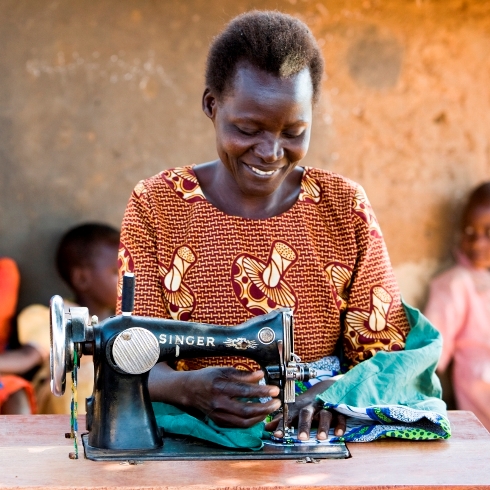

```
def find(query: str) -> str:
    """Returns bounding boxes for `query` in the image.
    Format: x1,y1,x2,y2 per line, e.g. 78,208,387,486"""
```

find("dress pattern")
325,262,353,312
352,187,382,238
231,240,298,315
161,167,206,203
297,172,322,204
118,166,409,370
345,285,406,360
117,242,134,298
158,246,197,321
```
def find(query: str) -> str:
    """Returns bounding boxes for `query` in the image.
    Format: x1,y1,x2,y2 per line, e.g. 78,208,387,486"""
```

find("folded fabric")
325,403,450,442
152,402,264,450
316,302,451,442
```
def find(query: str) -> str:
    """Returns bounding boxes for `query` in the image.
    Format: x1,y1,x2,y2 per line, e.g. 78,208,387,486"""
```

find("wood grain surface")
0,411,489,489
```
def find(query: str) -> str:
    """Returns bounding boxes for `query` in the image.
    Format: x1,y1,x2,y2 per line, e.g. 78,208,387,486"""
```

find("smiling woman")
117,11,413,442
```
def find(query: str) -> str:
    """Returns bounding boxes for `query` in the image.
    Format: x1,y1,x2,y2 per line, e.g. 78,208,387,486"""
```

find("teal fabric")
152,402,265,450
317,302,451,440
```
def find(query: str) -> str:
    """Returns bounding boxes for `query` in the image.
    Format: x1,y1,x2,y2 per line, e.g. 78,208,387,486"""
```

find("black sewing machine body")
50,274,349,461
87,311,294,451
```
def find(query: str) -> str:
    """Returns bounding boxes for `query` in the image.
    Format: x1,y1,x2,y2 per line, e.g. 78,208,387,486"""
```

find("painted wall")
1,0,489,310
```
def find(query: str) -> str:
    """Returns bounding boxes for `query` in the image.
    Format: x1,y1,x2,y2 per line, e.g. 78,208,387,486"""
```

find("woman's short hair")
205,10,324,103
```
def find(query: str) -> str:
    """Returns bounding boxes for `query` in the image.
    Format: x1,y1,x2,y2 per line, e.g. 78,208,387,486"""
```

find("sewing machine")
49,273,349,461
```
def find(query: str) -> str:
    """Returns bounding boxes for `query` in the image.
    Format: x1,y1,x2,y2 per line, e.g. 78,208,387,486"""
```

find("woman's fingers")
268,406,316,440
210,408,275,428
317,409,333,440
264,413,286,438
334,412,346,436
264,414,282,432
297,405,315,440
266,407,347,441
210,396,281,424
317,410,346,439
214,369,280,399
184,367,282,427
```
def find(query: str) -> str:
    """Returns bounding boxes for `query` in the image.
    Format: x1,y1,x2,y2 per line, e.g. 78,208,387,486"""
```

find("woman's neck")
193,161,303,219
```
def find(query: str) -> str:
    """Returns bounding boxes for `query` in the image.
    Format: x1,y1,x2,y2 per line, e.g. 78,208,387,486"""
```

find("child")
18,223,120,414
425,182,490,430
0,257,38,414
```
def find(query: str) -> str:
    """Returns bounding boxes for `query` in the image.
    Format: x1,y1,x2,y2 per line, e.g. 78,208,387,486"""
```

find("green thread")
69,349,79,459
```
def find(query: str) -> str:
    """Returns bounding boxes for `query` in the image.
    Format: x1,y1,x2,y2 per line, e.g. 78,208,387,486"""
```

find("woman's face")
460,204,490,269
203,62,313,197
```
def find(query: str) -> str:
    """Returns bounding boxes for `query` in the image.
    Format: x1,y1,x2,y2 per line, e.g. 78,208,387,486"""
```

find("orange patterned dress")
118,166,409,371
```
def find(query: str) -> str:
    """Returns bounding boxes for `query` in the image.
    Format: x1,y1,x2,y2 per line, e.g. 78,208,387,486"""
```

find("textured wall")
1,0,490,310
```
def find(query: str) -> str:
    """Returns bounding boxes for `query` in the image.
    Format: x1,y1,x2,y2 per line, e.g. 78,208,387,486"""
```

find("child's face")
460,205,490,269
83,242,119,309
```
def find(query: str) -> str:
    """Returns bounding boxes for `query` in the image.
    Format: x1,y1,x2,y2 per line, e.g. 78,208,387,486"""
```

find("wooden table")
0,411,489,489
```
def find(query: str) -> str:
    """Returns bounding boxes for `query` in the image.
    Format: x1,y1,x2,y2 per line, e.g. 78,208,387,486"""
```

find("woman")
118,11,410,441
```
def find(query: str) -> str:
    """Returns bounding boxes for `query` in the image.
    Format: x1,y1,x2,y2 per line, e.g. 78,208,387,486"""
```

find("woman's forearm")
148,362,193,407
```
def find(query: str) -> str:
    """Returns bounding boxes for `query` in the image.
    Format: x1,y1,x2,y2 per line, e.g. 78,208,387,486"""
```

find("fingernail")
298,432,308,441
335,428,344,436
274,431,283,438
317,431,327,440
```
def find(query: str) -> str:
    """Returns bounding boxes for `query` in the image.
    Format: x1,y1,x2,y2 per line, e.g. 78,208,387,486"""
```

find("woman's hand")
264,379,346,440
149,363,281,428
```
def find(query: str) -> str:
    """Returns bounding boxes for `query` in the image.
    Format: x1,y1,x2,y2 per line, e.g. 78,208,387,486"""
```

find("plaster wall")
1,0,489,310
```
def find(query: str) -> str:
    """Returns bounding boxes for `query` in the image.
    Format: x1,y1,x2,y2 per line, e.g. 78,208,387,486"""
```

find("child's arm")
0,345,43,375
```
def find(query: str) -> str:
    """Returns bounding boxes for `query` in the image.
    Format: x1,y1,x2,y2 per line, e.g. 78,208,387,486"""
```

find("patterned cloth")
118,165,409,370
317,303,450,442
326,404,450,442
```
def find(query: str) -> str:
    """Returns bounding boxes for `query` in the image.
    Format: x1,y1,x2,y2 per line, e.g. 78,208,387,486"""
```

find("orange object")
0,258,37,414
0,258,21,353
0,374,37,413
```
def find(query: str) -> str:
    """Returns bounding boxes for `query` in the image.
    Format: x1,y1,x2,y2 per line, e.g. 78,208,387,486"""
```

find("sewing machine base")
81,434,350,461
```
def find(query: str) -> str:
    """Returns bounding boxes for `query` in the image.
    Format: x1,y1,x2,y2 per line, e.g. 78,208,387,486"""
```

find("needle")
283,403,289,436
